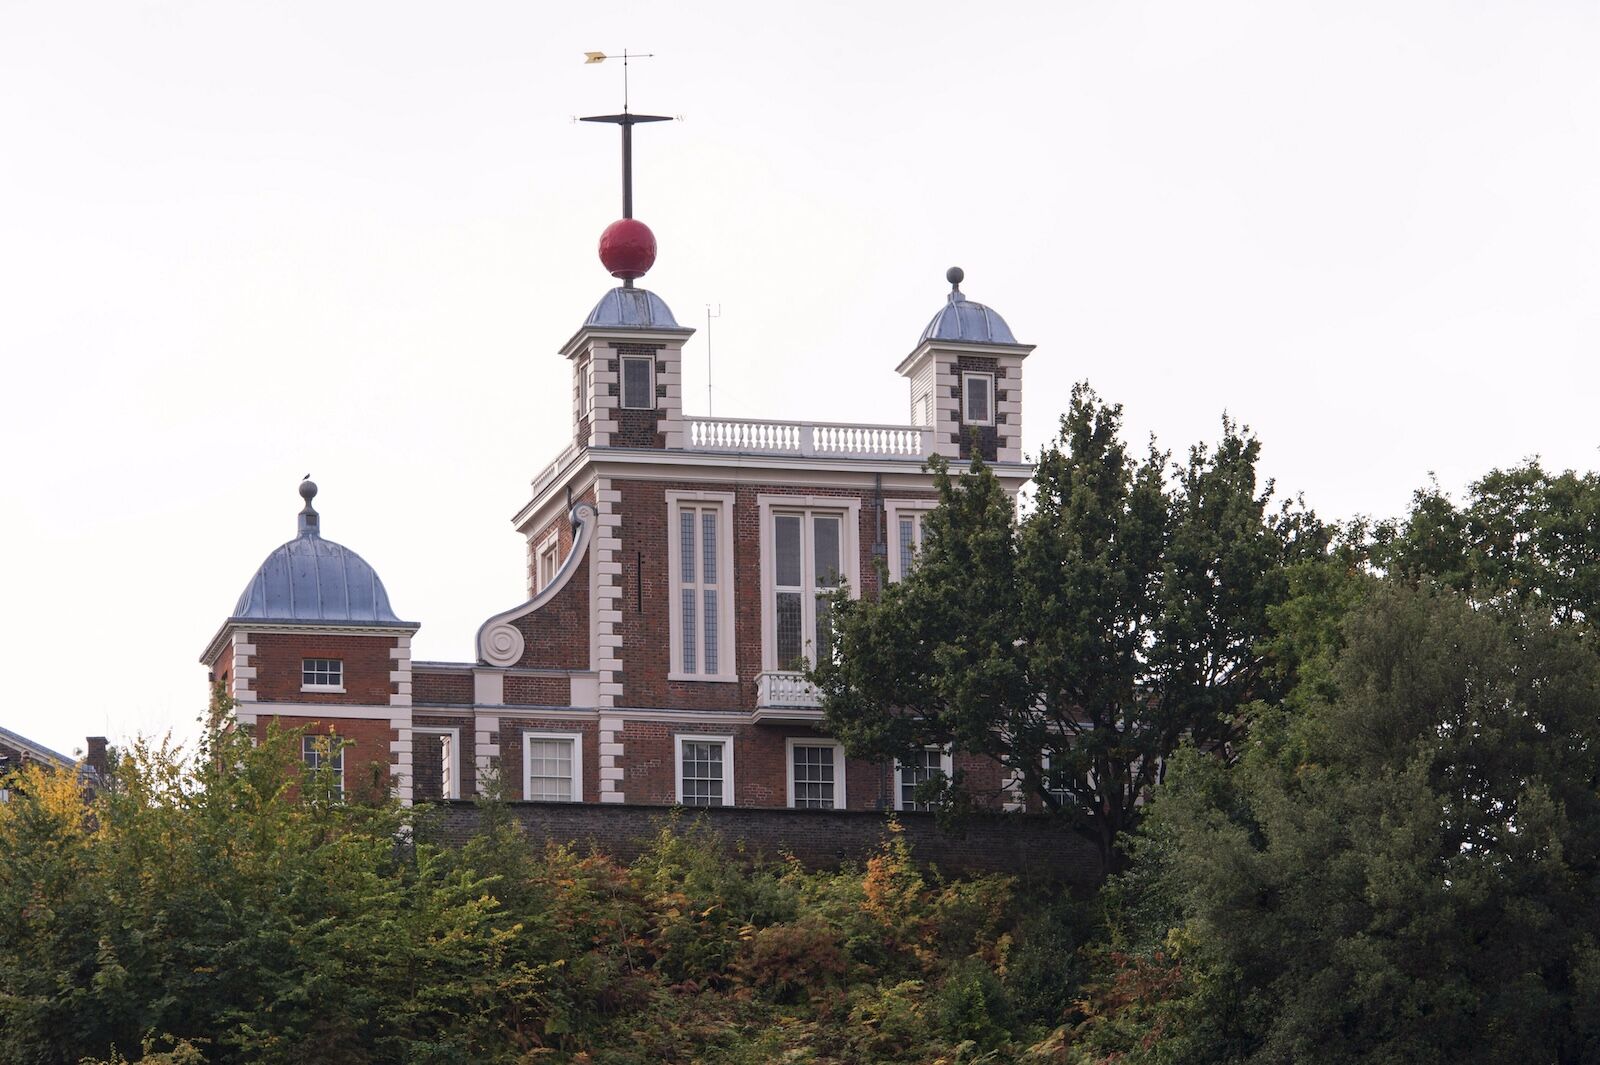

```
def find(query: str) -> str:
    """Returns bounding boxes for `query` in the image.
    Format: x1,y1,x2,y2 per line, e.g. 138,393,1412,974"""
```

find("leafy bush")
0,718,1083,1064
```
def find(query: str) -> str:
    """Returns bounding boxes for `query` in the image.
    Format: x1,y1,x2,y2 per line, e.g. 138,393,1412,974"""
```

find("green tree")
1376,459,1600,625
812,384,1323,868
1111,584,1600,1065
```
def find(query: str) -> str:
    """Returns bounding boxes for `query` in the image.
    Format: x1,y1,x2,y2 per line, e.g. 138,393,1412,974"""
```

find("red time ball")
598,218,657,280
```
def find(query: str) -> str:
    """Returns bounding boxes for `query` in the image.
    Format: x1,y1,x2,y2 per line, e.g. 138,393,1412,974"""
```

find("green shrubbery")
0,723,1093,1065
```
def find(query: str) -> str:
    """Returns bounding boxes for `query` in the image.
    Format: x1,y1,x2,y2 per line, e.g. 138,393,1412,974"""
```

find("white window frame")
961,371,995,426
300,658,345,693
674,733,734,807
536,529,560,592
786,738,847,810
1041,751,1077,809
576,355,590,419
883,499,938,583
522,730,583,803
893,746,953,812
757,495,862,672
620,354,655,410
665,491,738,682
412,726,462,801
301,734,345,799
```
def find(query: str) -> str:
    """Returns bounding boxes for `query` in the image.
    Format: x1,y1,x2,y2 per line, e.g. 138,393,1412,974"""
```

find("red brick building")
202,246,1036,811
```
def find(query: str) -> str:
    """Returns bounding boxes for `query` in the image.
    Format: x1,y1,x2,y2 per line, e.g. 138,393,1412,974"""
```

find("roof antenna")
706,304,721,417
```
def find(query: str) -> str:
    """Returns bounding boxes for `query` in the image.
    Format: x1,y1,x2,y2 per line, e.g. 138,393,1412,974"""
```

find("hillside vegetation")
0,725,1094,1064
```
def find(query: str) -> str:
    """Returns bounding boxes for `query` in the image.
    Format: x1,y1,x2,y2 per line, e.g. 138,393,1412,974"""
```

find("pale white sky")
2,1,1596,757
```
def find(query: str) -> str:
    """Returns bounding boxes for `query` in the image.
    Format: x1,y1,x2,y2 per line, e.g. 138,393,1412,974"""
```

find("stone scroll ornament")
476,502,597,667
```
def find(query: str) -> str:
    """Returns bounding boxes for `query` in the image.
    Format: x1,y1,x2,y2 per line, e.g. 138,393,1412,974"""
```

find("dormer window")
301,658,344,692
962,372,994,425
621,356,654,410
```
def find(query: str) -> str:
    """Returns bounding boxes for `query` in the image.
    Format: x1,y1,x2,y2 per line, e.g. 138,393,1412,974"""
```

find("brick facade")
415,669,473,706
504,674,571,706
210,273,1040,840
259,714,399,804
249,632,401,705
496,716,603,803
614,479,939,712
508,552,590,670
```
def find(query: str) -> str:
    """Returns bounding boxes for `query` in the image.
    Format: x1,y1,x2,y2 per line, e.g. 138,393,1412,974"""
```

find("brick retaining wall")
415,800,1103,887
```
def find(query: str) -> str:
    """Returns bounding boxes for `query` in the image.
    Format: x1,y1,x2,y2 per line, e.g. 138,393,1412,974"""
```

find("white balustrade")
757,670,823,709
687,417,931,459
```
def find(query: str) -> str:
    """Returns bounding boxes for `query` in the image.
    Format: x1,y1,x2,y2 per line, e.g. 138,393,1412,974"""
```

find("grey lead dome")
919,268,1017,345
229,486,408,626
584,286,680,329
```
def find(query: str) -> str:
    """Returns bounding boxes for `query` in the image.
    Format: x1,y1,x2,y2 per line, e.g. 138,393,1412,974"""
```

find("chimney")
85,736,109,782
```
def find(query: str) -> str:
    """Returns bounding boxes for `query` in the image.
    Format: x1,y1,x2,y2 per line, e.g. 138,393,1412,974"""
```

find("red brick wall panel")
613,480,939,711
249,633,400,705
254,714,398,803
621,721,902,811
414,669,473,705
496,717,602,803
509,553,590,670
504,675,571,706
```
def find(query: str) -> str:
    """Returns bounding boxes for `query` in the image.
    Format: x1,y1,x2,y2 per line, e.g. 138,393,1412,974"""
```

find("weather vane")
580,49,672,220
580,49,674,287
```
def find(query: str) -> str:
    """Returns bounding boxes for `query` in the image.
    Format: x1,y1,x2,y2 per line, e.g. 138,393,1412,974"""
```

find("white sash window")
667,492,737,681
759,495,861,673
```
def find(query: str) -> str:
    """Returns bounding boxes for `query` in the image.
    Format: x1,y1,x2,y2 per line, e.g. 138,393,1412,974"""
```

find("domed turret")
897,268,1035,466
918,266,1018,345
229,481,408,626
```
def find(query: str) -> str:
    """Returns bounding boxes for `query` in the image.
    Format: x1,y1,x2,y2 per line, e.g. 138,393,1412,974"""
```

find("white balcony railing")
687,417,931,460
757,670,822,710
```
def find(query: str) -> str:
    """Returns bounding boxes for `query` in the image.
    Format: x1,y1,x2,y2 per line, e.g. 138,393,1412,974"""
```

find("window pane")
792,745,836,809
813,516,841,588
898,517,915,577
681,740,725,807
775,515,802,587
681,588,697,674
702,511,717,584
302,658,342,686
814,595,833,662
622,357,652,409
966,375,991,423
703,589,719,675
680,509,695,583
527,739,574,801
776,591,803,669
900,749,944,811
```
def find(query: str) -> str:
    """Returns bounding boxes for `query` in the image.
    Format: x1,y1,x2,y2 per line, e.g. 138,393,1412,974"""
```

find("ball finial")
946,266,964,290
299,478,318,503
599,218,658,281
